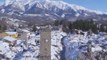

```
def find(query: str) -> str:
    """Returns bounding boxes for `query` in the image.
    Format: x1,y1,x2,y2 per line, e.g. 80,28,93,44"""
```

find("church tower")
39,28,51,60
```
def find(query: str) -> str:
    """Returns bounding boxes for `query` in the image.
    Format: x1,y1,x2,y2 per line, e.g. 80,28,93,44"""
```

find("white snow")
22,29,30,33
92,45,102,52
5,0,11,6
4,0,107,15
0,9,5,13
23,51,32,57
61,32,107,60
3,36,16,42
0,41,10,54
75,13,80,17
5,51,16,59
51,31,67,60
1,26,107,60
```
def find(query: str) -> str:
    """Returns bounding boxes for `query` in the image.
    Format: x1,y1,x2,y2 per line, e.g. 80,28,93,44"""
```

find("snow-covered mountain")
1,0,107,21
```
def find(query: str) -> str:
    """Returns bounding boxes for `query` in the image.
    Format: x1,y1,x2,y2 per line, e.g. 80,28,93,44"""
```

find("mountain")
0,0,107,23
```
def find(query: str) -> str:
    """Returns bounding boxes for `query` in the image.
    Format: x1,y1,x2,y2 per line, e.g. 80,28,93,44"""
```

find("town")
0,17,107,60
1,0,107,60
0,17,67,60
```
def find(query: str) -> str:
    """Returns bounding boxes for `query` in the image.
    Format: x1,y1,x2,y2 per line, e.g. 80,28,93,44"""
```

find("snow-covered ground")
62,32,107,60
51,31,67,60
1,30,107,60
0,32,40,60
0,30,66,60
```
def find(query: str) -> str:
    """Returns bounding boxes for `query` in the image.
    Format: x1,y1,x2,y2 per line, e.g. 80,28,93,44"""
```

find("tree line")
0,20,7,33
54,19,107,33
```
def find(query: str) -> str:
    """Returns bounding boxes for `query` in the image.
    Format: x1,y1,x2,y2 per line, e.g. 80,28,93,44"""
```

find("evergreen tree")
0,21,7,33
54,20,60,26
99,25,105,32
32,25,37,32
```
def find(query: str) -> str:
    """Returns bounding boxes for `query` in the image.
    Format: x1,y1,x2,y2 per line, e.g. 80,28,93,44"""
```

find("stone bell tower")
39,28,51,60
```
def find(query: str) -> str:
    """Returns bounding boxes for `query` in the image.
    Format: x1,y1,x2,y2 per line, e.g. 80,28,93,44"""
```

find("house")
0,32,18,38
52,25,63,31
0,41,9,55
23,51,33,60
0,32,7,38
20,29,30,40
3,36,17,45
5,32,18,38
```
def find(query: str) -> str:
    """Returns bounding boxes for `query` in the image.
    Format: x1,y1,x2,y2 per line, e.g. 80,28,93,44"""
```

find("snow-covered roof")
22,29,30,33
3,36,16,42
5,32,17,35
92,46,102,52
0,41,9,54
30,33,35,37
23,51,32,56
5,51,16,59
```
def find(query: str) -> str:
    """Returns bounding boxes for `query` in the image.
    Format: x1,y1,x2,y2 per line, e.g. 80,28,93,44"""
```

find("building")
0,32,18,38
39,28,51,60
0,41,9,54
5,32,18,38
3,36,16,45
0,33,7,38
20,29,30,40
